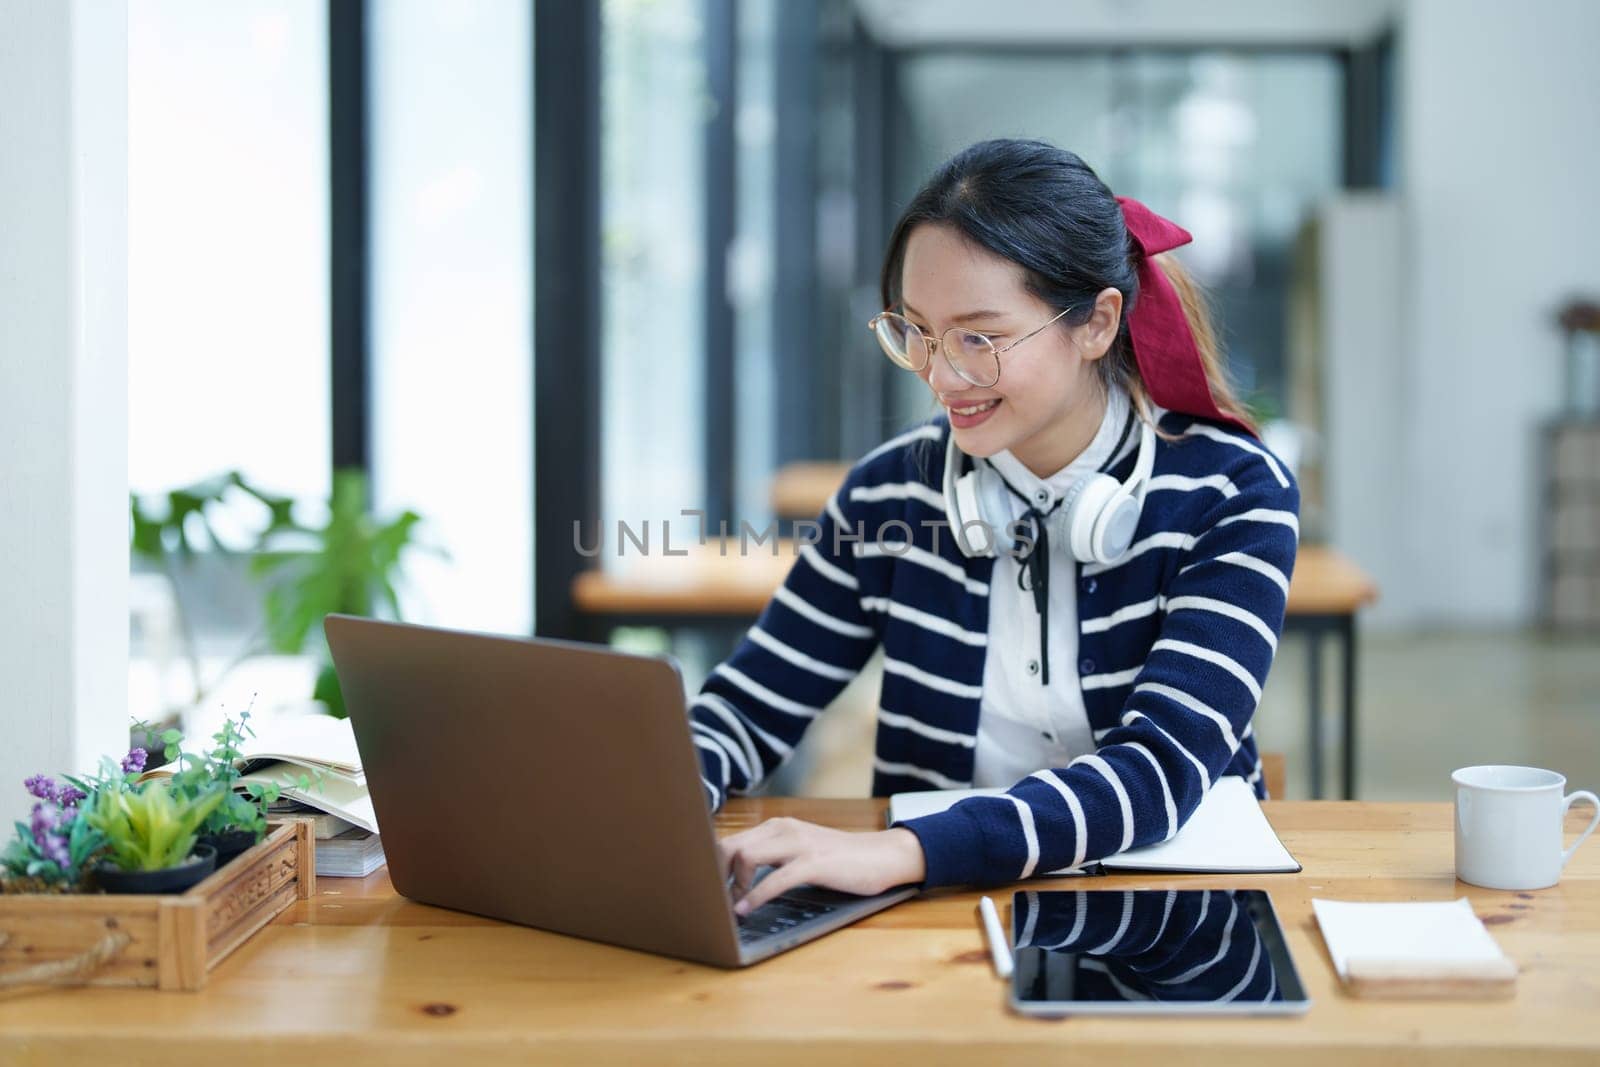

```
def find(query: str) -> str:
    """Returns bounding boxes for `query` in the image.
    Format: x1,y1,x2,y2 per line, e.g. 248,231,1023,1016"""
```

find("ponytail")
1152,254,1257,436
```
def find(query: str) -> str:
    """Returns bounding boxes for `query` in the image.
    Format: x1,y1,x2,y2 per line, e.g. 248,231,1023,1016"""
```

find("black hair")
880,138,1140,374
878,137,1255,461
883,138,1151,481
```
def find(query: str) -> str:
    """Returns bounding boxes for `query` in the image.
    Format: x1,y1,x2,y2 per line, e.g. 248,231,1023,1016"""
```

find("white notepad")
1312,898,1510,980
887,775,1300,875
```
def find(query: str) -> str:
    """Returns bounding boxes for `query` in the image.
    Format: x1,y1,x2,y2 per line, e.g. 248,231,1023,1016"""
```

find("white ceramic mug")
1453,765,1600,891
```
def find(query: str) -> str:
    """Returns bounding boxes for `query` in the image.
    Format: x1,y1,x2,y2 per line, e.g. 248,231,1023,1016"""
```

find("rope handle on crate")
0,929,134,988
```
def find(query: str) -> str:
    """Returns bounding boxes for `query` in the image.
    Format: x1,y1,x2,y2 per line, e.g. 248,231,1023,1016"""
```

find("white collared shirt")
971,386,1132,789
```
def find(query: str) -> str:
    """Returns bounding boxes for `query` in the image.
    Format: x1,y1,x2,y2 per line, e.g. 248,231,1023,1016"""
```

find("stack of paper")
315,826,387,879
1312,898,1517,998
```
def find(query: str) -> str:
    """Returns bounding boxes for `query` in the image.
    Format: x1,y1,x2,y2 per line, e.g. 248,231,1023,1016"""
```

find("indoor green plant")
130,467,438,722
0,748,155,895
155,706,315,866
250,468,438,718
84,778,227,895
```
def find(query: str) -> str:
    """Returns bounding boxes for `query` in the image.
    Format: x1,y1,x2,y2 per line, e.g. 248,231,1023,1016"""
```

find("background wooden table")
572,505,1378,799
2,799,1596,1065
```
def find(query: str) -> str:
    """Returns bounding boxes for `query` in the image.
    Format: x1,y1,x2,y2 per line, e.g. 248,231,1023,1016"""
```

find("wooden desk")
570,542,1371,628
3,800,1595,1064
769,461,850,521
570,538,796,621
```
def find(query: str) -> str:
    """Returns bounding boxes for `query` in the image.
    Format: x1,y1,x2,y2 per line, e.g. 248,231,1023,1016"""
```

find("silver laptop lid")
324,614,744,967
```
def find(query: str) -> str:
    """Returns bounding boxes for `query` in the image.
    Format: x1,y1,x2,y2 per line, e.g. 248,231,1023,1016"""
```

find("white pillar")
1401,0,1600,624
0,0,129,826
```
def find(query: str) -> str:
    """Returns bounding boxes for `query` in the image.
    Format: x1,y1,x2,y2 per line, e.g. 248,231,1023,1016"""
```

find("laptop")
323,614,918,967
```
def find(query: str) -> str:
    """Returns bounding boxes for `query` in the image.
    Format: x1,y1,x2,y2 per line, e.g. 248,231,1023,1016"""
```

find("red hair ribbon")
1115,196,1251,435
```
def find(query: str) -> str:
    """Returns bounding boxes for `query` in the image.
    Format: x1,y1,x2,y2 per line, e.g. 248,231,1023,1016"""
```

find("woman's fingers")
717,821,925,917
733,855,812,916
731,848,769,896
718,818,802,895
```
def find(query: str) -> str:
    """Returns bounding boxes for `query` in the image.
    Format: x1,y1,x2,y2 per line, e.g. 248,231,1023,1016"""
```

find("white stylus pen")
978,895,1013,979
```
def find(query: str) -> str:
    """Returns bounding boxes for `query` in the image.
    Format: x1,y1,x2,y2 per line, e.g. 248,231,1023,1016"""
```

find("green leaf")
313,663,346,719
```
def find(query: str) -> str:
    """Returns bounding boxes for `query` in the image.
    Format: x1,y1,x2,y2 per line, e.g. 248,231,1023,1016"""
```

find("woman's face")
899,222,1121,475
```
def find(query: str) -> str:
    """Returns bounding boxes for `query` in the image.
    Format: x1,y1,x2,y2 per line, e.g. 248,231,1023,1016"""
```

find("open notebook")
233,715,376,833
887,775,1299,875
143,715,377,834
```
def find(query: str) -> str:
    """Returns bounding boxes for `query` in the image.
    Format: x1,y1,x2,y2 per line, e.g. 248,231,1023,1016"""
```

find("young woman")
696,139,1299,916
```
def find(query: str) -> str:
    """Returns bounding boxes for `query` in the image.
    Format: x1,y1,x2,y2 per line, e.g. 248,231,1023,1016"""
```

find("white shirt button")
1026,659,1040,676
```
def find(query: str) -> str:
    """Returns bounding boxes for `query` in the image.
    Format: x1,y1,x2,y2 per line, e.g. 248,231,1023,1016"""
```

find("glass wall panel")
129,0,330,522
601,0,706,555
128,0,329,723
370,0,533,634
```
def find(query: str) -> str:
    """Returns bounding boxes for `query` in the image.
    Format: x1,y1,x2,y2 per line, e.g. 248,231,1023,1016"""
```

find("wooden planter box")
0,819,315,991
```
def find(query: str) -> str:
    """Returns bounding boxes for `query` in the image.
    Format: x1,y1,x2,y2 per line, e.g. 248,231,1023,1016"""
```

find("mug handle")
1561,791,1600,869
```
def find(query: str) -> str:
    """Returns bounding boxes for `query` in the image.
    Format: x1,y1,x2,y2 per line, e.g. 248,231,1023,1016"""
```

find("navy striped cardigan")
690,412,1301,889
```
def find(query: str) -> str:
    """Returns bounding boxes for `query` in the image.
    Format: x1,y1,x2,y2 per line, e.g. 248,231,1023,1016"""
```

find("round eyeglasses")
866,305,1076,388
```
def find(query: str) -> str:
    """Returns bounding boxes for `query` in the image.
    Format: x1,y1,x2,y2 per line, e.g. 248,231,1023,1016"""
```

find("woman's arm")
900,452,1300,887
689,480,882,810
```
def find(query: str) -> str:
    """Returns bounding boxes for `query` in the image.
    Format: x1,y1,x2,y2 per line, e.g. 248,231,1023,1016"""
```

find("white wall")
0,0,129,826
1400,0,1600,625
1319,196,1416,627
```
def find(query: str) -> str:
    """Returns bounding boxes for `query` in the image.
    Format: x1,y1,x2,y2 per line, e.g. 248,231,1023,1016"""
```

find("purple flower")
42,834,70,869
121,748,148,775
24,772,84,809
29,803,53,844
26,801,76,871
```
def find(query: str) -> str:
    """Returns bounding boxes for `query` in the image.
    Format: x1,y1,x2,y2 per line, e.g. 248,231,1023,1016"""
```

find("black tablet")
1009,888,1311,1017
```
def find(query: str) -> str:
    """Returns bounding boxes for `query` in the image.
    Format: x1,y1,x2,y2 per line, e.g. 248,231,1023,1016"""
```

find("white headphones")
941,416,1157,565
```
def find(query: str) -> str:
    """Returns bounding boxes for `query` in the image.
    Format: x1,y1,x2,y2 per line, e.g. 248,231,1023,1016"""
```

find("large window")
129,0,330,514
600,0,707,555
731,0,780,528
369,0,533,635
128,0,329,723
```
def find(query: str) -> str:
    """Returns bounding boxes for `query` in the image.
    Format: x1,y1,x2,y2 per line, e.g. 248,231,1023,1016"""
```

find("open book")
887,775,1299,875
143,715,378,835
232,715,377,833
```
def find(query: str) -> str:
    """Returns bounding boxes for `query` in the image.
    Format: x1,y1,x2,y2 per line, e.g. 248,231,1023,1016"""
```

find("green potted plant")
155,706,311,866
84,778,227,895
250,468,439,718
129,467,439,724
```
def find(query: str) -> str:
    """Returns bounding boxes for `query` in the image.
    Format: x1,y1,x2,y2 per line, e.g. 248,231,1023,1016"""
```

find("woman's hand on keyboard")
718,818,926,916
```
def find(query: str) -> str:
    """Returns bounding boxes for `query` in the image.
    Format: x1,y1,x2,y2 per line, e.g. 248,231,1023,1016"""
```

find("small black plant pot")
94,843,217,895
199,829,261,868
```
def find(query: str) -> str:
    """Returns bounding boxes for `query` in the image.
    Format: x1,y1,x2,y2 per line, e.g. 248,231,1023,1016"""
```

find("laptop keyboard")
734,888,843,945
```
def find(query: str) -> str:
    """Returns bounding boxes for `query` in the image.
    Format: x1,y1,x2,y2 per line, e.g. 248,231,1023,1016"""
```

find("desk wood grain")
2,801,1596,1066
